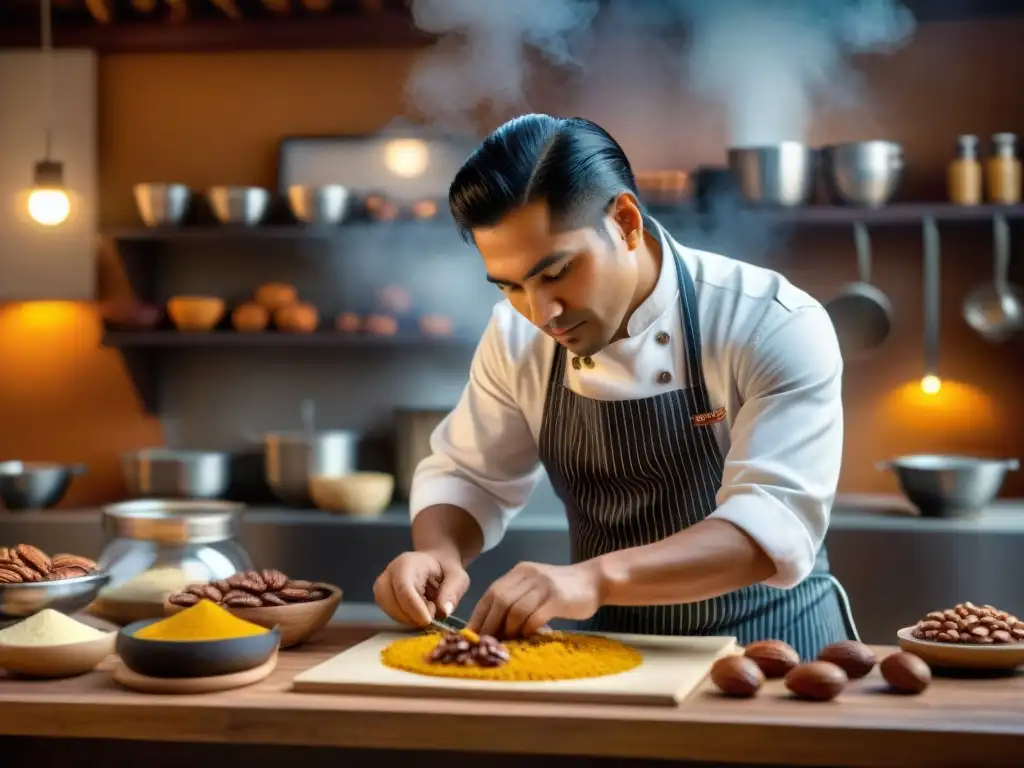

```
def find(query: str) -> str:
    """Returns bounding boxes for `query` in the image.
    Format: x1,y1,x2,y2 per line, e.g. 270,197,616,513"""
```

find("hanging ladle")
962,214,1024,343
825,221,894,359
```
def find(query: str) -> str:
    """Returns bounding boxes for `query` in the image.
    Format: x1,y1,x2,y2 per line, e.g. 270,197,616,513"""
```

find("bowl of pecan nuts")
898,601,1024,670
164,569,342,648
0,544,108,622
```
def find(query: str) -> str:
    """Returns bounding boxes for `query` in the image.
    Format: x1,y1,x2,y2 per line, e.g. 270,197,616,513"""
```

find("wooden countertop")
0,624,1021,767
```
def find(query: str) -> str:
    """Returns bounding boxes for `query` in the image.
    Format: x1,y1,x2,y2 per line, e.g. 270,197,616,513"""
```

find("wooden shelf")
102,330,472,349
105,203,1024,242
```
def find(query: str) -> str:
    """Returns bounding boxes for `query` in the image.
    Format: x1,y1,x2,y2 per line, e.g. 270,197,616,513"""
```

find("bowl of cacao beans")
163,569,342,649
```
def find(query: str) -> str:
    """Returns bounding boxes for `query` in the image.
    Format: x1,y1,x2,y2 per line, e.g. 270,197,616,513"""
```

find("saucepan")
877,454,1019,519
726,143,815,208
825,222,893,358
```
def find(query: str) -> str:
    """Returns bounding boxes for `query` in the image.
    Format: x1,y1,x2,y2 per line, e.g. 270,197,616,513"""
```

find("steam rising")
680,0,915,146
405,0,597,130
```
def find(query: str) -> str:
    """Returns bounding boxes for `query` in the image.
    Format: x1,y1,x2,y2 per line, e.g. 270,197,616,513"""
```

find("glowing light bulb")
27,187,70,226
383,139,430,179
920,374,942,395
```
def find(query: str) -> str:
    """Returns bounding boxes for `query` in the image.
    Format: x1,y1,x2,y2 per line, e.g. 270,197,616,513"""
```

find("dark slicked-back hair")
448,114,639,243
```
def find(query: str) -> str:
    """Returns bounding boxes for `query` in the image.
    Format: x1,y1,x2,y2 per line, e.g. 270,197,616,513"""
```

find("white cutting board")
292,631,739,706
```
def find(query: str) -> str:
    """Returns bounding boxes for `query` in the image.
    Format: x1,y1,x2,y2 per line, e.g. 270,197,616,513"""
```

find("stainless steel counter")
2,493,1022,644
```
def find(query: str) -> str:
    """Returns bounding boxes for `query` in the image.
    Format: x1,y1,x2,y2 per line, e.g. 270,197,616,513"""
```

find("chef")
374,113,856,658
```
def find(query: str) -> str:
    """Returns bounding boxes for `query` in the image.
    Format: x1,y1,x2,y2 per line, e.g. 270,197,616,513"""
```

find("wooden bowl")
162,584,342,649
0,631,115,679
117,619,281,678
167,296,225,331
897,627,1024,670
310,473,394,517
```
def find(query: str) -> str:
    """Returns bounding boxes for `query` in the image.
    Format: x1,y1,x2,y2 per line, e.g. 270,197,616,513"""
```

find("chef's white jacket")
410,229,844,589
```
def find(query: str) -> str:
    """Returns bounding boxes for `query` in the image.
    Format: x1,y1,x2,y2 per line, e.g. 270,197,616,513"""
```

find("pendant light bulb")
27,159,69,226
920,374,942,395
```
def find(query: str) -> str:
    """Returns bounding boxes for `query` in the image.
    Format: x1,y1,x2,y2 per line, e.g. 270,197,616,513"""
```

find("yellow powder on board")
0,609,109,647
134,599,268,642
381,632,643,682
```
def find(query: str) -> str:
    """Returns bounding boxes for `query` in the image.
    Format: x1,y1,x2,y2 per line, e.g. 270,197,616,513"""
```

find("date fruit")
784,661,848,702
744,639,800,678
880,651,931,694
817,640,877,680
709,655,764,698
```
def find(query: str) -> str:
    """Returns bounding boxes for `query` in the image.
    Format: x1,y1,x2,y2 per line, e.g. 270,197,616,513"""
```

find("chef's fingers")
502,587,546,639
467,569,522,633
521,607,556,638
478,576,533,639
373,571,416,627
393,574,433,627
435,565,470,618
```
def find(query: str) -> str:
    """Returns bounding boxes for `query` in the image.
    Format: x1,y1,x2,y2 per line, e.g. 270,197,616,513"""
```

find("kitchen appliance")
91,499,252,625
207,186,270,225
286,184,350,225
0,571,110,625
395,408,451,500
132,183,191,226
877,455,1019,519
963,214,1024,342
820,141,903,207
825,222,892,358
293,632,738,706
726,143,815,207
0,461,86,511
121,449,230,499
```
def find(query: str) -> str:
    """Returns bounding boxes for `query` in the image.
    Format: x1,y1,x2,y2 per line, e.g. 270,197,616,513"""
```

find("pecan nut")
0,567,22,584
15,544,50,574
3,562,41,582
185,583,224,602
169,592,201,607
261,569,289,591
227,572,266,594
47,565,90,580
51,554,96,572
278,587,311,601
261,592,288,606
224,592,262,607
913,603,1023,644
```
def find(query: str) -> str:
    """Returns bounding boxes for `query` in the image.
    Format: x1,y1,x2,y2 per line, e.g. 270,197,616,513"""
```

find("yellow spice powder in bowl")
381,632,643,682
0,609,116,679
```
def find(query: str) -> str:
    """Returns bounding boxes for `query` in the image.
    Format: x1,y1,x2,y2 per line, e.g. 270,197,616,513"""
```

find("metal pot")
395,409,451,501
287,184,350,225
121,449,230,500
206,186,270,226
820,141,903,207
133,183,191,227
0,461,86,512
877,455,1019,519
726,143,815,207
264,430,360,507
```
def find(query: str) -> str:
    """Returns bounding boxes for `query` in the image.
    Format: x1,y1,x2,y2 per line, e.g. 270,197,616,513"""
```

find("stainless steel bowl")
878,455,1019,518
0,461,86,512
0,571,110,623
133,183,191,227
287,184,350,225
102,498,245,546
207,186,270,225
727,143,815,207
820,141,903,207
264,430,360,507
121,449,230,500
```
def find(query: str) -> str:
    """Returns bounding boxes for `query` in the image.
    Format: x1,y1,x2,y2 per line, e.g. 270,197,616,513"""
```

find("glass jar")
91,499,252,624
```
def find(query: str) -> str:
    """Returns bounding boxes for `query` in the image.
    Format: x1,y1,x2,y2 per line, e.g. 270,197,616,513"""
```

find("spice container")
0,609,116,678
948,134,983,205
986,132,1022,204
89,499,253,626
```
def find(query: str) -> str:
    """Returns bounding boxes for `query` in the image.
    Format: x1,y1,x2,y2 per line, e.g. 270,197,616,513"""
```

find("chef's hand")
373,550,470,628
468,561,603,639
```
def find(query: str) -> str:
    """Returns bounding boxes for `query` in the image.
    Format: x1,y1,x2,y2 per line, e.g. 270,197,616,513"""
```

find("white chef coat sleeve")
409,314,545,553
708,304,844,589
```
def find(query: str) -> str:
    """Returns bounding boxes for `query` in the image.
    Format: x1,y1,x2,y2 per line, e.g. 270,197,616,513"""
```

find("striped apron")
536,219,858,660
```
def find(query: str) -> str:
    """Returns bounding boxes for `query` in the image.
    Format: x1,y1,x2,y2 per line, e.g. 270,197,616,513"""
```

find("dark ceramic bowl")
116,619,280,679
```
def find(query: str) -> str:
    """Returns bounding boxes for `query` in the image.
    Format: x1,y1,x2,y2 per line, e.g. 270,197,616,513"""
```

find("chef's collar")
625,216,679,338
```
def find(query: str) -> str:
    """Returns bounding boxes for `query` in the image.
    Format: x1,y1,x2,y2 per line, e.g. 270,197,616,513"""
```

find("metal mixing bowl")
820,141,903,207
0,571,110,623
0,461,86,512
264,430,360,507
726,143,815,207
878,455,1019,518
206,186,270,225
287,184,350,225
133,183,191,227
121,449,231,500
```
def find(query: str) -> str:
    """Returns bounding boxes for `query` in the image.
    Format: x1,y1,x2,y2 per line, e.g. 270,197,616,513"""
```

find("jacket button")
582,356,595,369
657,371,672,384
571,356,582,371
655,331,670,345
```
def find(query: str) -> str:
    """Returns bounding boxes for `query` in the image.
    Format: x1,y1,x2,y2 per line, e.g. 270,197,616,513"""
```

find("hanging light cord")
41,0,55,160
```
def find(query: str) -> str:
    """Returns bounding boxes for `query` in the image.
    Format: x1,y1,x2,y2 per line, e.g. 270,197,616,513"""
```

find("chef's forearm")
592,519,776,606
411,504,485,566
